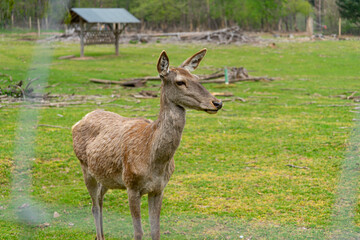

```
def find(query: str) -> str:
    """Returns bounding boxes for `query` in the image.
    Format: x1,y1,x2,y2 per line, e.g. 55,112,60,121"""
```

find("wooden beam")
114,23,128,56
115,23,119,56
80,18,84,57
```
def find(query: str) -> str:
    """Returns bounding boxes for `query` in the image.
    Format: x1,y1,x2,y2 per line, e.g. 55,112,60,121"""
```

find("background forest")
0,1,359,35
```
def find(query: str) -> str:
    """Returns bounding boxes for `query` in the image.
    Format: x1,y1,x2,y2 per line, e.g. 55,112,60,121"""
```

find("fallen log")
199,77,275,84
90,78,147,87
118,76,160,82
89,67,271,87
121,79,147,87
90,78,124,84
58,55,75,60
286,164,309,170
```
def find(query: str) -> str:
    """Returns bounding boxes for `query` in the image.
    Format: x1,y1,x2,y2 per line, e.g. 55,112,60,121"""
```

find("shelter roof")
70,8,140,24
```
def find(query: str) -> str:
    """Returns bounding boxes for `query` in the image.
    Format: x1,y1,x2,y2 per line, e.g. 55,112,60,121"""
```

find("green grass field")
0,33,359,239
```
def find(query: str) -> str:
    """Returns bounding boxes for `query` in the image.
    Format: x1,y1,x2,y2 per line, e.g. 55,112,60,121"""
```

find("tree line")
0,0,359,33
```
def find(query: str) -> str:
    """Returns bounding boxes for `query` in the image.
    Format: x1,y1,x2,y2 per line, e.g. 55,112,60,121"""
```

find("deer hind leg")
96,184,107,239
148,192,164,240
82,166,108,240
127,189,144,240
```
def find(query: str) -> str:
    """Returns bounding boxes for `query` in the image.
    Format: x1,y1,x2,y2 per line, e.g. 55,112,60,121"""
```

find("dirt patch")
71,56,95,61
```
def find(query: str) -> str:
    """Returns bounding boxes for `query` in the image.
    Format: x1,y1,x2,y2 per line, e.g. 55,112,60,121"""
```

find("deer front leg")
148,191,164,240
127,189,143,240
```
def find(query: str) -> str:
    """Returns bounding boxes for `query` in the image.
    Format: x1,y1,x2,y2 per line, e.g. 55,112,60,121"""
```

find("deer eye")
176,81,186,86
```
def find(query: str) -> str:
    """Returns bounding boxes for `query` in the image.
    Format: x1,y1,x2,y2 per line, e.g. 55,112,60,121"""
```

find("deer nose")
212,100,223,110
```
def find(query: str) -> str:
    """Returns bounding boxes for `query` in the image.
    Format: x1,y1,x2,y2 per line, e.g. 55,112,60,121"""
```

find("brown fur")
72,49,222,240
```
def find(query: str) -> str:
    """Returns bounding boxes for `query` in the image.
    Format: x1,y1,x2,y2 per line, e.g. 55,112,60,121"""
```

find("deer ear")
157,50,170,76
180,48,207,72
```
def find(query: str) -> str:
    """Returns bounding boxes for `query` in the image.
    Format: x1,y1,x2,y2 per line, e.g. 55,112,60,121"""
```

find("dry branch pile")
0,74,118,108
0,77,50,99
131,90,158,99
44,27,257,45
122,27,258,45
180,27,256,44
331,91,360,102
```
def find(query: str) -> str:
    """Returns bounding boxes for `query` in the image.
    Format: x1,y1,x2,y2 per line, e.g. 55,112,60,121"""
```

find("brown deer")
72,49,222,240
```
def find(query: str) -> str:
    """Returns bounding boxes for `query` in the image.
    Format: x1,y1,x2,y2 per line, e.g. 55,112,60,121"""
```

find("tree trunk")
206,0,211,30
37,18,41,37
306,16,313,36
284,17,289,32
338,18,342,37
11,13,14,28
293,14,298,32
188,0,193,31
278,18,282,32
45,17,48,30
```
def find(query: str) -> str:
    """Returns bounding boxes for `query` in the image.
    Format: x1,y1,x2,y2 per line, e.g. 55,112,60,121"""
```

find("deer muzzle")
204,99,222,114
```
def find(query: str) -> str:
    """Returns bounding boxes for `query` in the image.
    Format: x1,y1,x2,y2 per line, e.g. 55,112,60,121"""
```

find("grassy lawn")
0,33,359,239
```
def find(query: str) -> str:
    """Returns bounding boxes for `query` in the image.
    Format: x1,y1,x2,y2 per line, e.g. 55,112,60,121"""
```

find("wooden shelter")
69,8,140,57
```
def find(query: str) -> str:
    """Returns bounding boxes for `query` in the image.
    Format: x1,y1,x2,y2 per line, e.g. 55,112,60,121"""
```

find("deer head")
157,49,223,114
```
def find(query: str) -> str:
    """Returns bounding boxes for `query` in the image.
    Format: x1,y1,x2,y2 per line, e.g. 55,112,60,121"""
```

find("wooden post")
29,16,32,29
115,23,120,56
338,18,342,37
80,18,84,57
37,18,41,37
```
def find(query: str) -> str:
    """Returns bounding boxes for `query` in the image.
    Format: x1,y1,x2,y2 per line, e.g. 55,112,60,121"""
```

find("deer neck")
151,90,186,164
